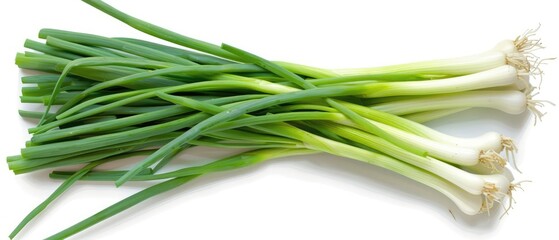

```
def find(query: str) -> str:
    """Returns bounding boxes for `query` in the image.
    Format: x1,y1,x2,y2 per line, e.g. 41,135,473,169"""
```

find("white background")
1,0,558,239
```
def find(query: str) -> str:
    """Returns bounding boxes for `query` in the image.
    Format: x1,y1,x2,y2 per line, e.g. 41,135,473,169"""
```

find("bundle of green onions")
7,0,550,239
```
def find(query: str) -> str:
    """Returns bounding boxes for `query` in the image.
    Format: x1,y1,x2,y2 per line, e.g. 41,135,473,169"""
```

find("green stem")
32,79,292,134
45,148,313,239
16,53,184,89
82,0,242,62
45,175,198,240
221,43,429,164
24,39,82,60
39,28,197,65
115,37,235,65
115,83,367,186
46,36,122,58
9,161,104,239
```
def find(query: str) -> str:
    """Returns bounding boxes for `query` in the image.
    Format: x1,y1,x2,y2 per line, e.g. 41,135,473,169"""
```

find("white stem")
362,65,518,98
322,133,487,215
260,123,486,215
371,90,528,115
487,76,529,91
338,101,509,164
403,108,471,123
442,132,504,153
358,91,526,154
493,40,518,55
340,100,514,158
428,177,484,216
323,122,506,197
418,156,484,195
366,121,488,166
333,50,507,77
333,33,537,78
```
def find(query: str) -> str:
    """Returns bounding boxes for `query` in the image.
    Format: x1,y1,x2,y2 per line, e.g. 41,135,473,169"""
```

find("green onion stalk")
5,0,551,239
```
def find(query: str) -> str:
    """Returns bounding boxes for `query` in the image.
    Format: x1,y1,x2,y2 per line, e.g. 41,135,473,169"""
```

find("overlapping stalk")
6,0,551,239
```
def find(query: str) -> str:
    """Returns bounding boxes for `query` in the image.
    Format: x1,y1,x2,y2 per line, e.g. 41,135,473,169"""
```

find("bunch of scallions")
6,0,552,239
